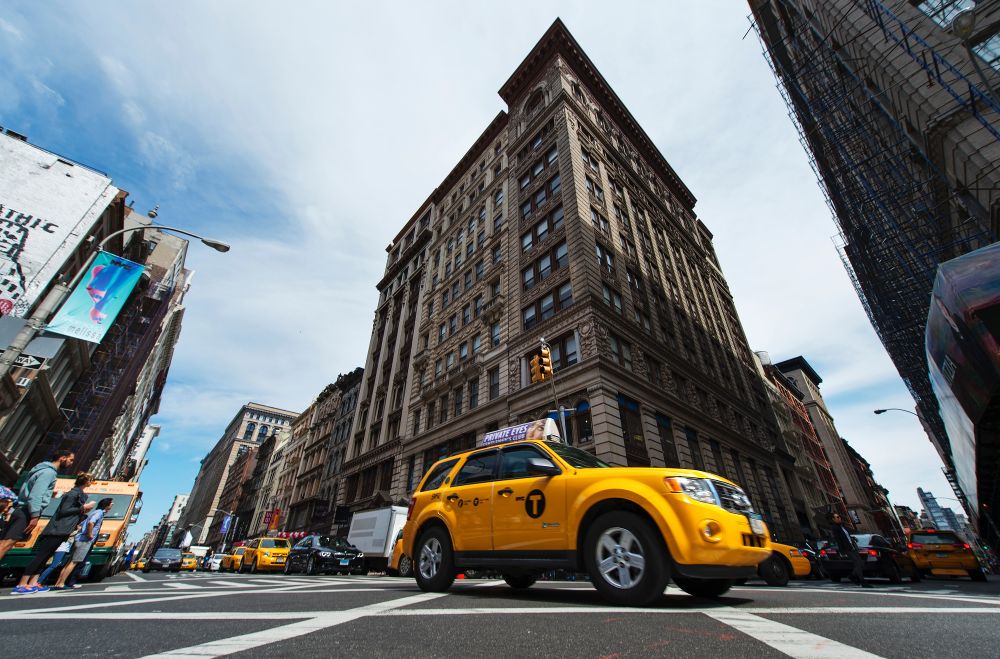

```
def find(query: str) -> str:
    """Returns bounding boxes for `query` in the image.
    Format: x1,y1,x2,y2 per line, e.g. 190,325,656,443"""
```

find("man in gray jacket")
0,450,75,560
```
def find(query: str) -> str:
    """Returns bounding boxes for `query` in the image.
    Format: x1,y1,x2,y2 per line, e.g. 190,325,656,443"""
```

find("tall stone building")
180,402,297,544
756,352,846,537
339,19,800,539
749,0,999,524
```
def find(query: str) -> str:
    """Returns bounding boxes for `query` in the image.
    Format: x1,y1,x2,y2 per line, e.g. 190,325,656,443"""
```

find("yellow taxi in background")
240,537,291,573
180,553,199,571
908,529,987,581
756,542,812,586
220,547,245,572
388,530,412,577
132,558,147,571
403,419,771,606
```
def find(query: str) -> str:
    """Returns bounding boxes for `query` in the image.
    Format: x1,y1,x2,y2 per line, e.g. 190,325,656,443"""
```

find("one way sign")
14,355,44,370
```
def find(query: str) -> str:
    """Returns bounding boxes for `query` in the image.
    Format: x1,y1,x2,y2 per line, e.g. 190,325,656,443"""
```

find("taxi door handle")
497,488,513,497
446,494,459,503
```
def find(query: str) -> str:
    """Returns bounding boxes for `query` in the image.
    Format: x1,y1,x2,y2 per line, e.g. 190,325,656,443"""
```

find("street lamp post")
873,408,918,417
209,508,237,554
0,222,229,402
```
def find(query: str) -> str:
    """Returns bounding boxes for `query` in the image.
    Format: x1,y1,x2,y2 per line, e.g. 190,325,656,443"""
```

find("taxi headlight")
262,551,270,557
320,552,331,558
664,477,718,505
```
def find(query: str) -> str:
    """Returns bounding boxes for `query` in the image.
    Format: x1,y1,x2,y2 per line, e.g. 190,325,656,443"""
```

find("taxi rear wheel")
414,526,456,593
673,576,733,598
398,555,413,578
584,511,669,607
970,568,988,582
759,554,790,587
503,574,537,589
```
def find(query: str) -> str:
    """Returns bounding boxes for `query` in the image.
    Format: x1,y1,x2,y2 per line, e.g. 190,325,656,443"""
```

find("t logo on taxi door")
525,489,546,519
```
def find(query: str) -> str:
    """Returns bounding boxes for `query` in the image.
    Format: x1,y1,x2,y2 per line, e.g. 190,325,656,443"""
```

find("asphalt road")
0,570,998,657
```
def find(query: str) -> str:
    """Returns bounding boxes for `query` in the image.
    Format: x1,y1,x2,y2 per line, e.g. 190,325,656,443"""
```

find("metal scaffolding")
751,0,998,467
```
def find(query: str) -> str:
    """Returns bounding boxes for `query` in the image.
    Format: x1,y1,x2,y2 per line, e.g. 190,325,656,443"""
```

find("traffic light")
530,354,543,383
539,345,553,381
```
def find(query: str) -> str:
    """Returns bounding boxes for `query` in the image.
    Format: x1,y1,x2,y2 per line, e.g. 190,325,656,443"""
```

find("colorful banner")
480,418,561,447
47,251,144,343
219,514,232,536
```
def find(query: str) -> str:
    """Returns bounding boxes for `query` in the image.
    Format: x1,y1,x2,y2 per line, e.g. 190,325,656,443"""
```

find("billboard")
0,133,119,317
47,251,144,343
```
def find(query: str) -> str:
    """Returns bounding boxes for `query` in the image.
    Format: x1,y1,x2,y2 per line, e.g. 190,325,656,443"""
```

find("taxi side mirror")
526,457,561,477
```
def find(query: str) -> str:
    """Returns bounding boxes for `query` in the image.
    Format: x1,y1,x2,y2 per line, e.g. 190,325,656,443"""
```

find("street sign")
14,354,43,369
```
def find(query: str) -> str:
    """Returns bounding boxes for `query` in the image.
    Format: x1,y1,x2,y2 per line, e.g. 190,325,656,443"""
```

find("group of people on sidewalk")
0,450,113,595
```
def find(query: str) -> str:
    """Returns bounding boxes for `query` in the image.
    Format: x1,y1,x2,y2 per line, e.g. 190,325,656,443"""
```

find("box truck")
347,506,407,572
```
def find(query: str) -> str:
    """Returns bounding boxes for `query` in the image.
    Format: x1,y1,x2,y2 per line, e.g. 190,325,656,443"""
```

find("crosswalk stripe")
164,582,200,589
208,581,256,588
705,609,881,658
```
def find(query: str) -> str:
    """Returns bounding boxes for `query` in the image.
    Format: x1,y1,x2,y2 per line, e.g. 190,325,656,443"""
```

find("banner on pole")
219,513,232,535
47,251,144,343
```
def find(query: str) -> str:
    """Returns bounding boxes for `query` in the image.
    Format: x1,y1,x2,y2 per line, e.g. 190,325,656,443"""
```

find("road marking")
734,586,1000,606
104,585,131,592
165,582,201,589
123,572,147,582
140,592,450,658
704,609,882,658
207,581,256,588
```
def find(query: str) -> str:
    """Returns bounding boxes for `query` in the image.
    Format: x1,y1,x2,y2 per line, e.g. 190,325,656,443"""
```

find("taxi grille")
743,534,766,548
712,480,753,514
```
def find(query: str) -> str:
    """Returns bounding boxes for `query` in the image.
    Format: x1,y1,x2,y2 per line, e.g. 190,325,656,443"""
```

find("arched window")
525,89,544,116
244,423,256,440
258,425,269,440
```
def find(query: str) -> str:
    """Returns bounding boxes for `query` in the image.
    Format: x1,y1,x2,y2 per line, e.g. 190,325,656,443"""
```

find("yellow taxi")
180,553,199,571
756,542,812,586
403,419,771,606
132,558,147,571
388,530,412,577
220,547,246,572
908,529,987,581
240,537,291,573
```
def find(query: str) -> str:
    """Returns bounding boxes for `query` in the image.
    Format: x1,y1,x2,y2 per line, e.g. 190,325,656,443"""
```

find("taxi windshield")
546,442,609,468
259,539,290,548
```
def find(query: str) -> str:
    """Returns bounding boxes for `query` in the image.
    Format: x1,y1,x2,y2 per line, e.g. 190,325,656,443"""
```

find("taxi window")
911,532,961,545
500,445,549,479
545,442,609,468
452,450,499,486
421,458,459,491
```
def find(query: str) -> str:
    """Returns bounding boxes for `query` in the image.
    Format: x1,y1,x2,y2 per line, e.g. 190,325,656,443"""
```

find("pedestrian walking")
11,472,95,595
828,511,872,588
0,450,75,561
38,538,75,585
0,485,16,538
53,497,112,590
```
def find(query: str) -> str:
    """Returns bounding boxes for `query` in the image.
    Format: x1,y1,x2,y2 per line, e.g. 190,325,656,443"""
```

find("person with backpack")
11,473,95,595
0,450,76,561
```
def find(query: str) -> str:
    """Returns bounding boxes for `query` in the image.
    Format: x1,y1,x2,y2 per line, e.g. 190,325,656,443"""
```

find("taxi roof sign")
480,418,561,447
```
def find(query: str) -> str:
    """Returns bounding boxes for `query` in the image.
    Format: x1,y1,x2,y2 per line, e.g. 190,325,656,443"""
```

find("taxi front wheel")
584,511,670,607
414,527,456,593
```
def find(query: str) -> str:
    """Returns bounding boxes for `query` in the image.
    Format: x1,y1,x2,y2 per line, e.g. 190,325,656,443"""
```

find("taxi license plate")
936,552,949,558
275,557,285,563
340,559,350,566
747,512,765,536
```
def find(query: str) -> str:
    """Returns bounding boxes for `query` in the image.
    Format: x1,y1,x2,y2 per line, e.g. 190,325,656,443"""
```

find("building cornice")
498,18,696,210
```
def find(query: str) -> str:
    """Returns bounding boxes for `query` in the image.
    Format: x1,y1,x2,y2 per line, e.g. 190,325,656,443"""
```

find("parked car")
285,535,365,575
205,554,225,572
180,553,199,571
220,548,245,572
820,533,920,583
907,529,987,581
388,530,412,577
143,547,182,573
240,537,291,573
756,542,813,586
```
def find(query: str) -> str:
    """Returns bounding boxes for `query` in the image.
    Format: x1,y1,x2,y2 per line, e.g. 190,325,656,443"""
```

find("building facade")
248,429,290,536
918,487,963,533
338,19,800,540
775,356,885,533
179,403,297,544
207,446,258,548
842,438,903,543
757,352,846,538
750,0,999,526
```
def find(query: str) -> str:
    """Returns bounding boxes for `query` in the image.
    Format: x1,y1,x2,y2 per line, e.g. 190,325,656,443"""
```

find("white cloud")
8,2,960,530
0,17,22,39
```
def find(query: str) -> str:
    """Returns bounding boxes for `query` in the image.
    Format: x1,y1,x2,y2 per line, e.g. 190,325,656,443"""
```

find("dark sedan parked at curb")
143,547,182,573
820,533,920,584
284,535,366,575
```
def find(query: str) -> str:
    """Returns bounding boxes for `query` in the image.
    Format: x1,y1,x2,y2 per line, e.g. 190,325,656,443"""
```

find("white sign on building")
0,132,119,317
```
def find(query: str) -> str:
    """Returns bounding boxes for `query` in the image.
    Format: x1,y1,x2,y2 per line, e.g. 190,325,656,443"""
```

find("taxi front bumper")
254,553,288,570
663,500,771,578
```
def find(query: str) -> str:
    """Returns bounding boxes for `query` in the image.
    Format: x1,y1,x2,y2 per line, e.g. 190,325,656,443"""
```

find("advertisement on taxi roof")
480,418,560,446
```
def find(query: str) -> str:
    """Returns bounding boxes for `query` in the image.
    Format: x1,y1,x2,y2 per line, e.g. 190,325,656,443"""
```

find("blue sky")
1,1,955,538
